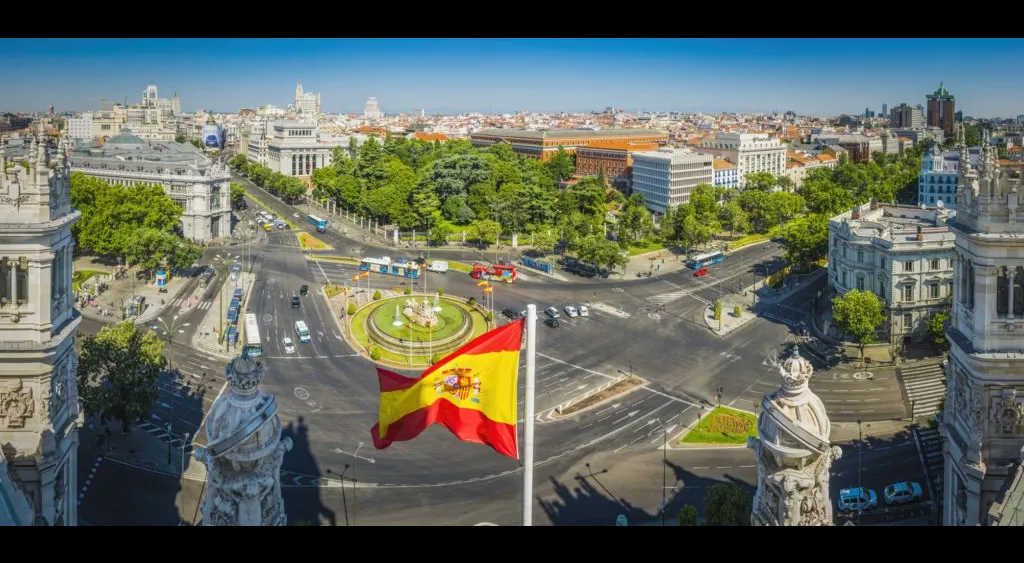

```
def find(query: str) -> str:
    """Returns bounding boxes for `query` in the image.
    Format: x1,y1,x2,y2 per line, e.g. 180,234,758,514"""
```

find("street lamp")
154,315,190,373
167,421,173,465
181,431,190,477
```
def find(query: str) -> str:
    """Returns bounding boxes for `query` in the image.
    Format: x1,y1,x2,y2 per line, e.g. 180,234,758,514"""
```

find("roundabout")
347,293,490,368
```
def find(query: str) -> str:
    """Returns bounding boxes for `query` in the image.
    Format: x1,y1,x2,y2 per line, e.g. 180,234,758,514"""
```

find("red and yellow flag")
370,319,524,459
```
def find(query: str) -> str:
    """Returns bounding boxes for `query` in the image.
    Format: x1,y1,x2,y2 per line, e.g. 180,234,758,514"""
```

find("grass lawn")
447,261,473,273
728,226,782,251
298,232,332,251
628,241,667,257
348,298,487,368
324,285,345,299
680,406,758,445
72,269,106,293
310,255,360,265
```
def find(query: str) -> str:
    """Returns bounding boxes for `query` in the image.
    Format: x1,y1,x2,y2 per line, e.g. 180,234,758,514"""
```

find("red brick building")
574,140,662,189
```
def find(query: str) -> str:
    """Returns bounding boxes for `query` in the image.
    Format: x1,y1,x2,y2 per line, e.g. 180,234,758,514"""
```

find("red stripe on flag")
370,398,519,459
376,367,418,392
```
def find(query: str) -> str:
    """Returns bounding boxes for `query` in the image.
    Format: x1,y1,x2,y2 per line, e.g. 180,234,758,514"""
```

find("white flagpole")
523,304,537,526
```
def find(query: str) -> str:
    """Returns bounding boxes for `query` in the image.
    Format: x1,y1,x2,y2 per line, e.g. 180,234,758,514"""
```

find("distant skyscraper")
882,103,887,118
363,97,382,120
926,82,956,135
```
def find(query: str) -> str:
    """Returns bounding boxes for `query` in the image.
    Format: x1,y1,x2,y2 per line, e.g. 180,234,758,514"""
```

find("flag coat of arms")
370,319,524,459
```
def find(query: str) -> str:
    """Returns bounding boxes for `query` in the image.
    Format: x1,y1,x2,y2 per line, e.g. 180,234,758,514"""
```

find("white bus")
294,320,311,343
243,313,262,357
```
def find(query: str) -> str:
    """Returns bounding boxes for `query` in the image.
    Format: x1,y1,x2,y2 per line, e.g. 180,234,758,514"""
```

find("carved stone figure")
991,388,1023,434
748,346,841,526
197,354,292,526
1,379,35,428
970,386,984,431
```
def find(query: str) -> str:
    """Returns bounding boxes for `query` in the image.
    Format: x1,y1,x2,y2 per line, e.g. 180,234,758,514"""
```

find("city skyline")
2,38,1024,117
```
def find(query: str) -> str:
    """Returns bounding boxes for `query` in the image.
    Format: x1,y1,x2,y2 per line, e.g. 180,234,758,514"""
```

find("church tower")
295,80,303,105
0,126,81,526
942,123,1024,525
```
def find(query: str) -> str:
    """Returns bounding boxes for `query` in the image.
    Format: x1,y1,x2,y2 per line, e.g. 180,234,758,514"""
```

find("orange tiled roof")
899,137,912,142
414,132,448,142
817,154,836,162
1008,146,1024,153
578,140,662,152
712,158,736,170
786,162,798,169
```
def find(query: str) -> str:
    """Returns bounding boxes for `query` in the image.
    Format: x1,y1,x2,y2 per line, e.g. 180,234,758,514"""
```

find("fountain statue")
403,297,438,328
432,292,442,312
392,301,405,327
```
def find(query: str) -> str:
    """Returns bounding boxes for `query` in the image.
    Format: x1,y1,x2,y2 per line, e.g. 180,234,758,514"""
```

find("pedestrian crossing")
915,427,944,503
167,296,214,311
900,362,946,419
136,420,193,452
647,290,709,306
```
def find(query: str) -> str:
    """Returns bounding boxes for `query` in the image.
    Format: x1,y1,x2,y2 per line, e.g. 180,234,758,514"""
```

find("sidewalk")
703,268,824,336
191,272,255,359
74,257,192,326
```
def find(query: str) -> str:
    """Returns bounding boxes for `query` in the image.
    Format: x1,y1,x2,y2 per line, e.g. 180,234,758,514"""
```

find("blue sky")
2,38,1023,117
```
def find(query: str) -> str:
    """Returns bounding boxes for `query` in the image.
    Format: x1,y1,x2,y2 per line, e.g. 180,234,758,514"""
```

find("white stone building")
941,127,1024,526
266,122,333,178
748,346,841,526
293,80,320,121
0,131,81,526
828,202,956,343
196,353,292,526
364,97,383,120
630,147,713,214
243,119,271,166
67,128,232,242
65,114,93,142
698,132,787,187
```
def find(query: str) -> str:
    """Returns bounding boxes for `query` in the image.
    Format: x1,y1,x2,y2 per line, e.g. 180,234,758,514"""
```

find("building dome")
757,347,832,465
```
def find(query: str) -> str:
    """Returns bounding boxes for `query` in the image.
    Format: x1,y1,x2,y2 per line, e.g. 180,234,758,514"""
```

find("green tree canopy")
781,213,829,268
703,483,751,526
77,321,166,433
832,289,887,361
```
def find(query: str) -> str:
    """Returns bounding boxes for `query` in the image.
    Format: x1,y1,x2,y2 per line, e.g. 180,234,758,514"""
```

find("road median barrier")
552,375,646,418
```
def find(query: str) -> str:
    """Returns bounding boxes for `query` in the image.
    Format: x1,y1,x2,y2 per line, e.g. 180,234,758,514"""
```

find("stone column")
1008,268,1015,320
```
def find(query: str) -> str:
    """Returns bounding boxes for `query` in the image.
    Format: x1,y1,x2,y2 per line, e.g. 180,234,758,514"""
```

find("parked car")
564,306,579,318
544,307,560,319
578,305,590,317
300,285,309,296
292,296,301,309
694,267,709,277
837,487,877,512
283,337,296,354
501,308,521,320
883,481,922,506
544,317,560,328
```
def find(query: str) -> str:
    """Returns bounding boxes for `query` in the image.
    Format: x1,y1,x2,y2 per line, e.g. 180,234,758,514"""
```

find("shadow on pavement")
665,459,754,526
281,416,338,526
538,464,656,526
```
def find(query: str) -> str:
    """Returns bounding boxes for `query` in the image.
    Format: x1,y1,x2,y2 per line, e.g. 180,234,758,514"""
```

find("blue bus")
686,250,725,269
307,214,328,233
359,256,421,279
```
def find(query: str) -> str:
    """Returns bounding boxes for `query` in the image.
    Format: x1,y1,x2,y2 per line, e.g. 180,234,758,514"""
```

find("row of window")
839,269,951,301
836,242,951,273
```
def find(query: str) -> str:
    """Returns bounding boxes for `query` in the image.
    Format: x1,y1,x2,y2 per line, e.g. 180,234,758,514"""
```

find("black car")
545,317,559,328
292,296,301,308
300,285,309,296
501,308,521,320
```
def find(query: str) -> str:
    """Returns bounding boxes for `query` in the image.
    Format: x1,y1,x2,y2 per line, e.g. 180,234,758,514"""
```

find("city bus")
359,256,421,279
307,214,328,233
686,250,725,270
243,313,262,357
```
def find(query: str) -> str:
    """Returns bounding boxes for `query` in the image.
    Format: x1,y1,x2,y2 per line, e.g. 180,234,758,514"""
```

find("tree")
781,214,829,269
545,146,575,182
77,321,166,433
743,172,777,192
678,505,699,526
530,229,558,254
174,134,186,144
471,219,501,246
831,289,886,364
427,221,452,246
230,182,247,208
347,303,356,315
702,483,751,526
927,310,950,352
190,139,203,150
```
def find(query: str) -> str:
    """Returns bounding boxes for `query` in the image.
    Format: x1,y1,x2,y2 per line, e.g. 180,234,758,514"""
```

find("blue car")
837,487,877,512
883,481,923,505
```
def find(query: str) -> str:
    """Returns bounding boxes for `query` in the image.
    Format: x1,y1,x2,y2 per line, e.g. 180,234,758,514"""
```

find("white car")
578,305,589,317
283,337,296,354
292,213,300,218
564,306,579,318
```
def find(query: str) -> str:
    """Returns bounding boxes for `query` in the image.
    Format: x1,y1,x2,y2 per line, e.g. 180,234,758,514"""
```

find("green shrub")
372,290,382,301
403,285,412,295
468,297,477,306
436,287,444,296
713,300,723,321
485,312,493,322
678,505,699,526
430,353,442,365
370,346,382,361
734,305,743,318
347,303,356,315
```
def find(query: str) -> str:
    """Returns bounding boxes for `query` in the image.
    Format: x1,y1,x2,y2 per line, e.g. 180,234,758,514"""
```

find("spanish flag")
370,319,524,459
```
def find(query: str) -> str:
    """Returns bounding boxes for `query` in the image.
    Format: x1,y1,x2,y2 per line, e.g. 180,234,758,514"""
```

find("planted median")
679,406,758,445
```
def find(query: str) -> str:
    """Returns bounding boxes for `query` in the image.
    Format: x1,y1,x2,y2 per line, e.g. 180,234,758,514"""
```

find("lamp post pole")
661,419,667,526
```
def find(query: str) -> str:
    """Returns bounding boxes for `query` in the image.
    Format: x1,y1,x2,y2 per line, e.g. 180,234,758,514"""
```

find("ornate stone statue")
195,352,292,526
748,346,842,526
1,379,35,429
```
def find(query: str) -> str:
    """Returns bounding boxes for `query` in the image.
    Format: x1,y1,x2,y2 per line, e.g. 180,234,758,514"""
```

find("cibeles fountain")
748,346,842,526
194,352,293,526
403,296,438,328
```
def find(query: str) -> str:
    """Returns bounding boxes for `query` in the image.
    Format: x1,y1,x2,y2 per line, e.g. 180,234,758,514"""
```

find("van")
295,320,311,343
427,261,449,274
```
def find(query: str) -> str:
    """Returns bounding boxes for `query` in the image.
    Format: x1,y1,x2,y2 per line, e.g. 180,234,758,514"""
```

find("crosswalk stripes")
899,362,946,418
167,297,213,310
137,420,193,452
759,311,799,327
915,427,944,503
647,290,709,306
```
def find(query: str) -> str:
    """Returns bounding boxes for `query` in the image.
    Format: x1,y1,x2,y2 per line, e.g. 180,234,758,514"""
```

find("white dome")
757,347,832,464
